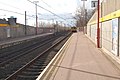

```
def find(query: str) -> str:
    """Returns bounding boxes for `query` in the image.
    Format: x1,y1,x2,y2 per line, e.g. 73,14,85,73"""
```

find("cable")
0,9,24,15
0,0,74,25
0,0,74,26
27,0,76,26
0,8,37,19
40,0,56,11
0,1,41,18
0,1,22,11
27,0,66,20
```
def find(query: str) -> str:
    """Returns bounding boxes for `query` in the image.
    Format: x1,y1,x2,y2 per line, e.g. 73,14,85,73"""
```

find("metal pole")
97,0,100,48
25,11,27,35
85,9,87,34
64,23,65,31
56,21,58,33
83,1,85,33
35,3,38,35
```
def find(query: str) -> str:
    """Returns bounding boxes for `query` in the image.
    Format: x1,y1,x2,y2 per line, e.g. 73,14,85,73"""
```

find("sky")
0,0,94,26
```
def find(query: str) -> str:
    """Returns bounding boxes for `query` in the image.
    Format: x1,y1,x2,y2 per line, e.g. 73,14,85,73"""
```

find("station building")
87,0,120,59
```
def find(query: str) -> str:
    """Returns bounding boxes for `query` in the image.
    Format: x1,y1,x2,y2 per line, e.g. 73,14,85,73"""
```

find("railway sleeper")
21,71,41,76
16,75,37,80
34,61,49,65
25,68,44,72
33,64,47,67
29,65,46,69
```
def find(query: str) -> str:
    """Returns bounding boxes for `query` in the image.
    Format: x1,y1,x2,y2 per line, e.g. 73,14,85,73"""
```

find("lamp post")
81,0,87,33
97,0,100,48
33,1,39,35
83,1,85,33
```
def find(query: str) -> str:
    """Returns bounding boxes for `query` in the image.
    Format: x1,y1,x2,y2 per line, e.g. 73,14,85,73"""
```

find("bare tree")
75,7,95,27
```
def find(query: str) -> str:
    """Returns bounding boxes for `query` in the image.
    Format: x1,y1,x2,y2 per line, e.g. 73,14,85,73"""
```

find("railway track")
0,34,55,67
0,32,71,80
0,34,53,59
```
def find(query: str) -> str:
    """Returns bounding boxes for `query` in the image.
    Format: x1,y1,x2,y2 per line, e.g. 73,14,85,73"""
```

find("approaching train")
71,27,77,32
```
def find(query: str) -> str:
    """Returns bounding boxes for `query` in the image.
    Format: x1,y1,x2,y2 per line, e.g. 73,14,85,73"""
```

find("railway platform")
44,32,120,80
0,33,52,49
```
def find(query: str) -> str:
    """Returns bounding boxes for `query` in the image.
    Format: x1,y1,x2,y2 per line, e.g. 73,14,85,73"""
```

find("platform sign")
112,18,118,56
91,1,98,7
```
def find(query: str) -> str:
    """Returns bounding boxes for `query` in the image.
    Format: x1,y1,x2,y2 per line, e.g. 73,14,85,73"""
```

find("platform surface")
0,33,52,45
49,32,120,80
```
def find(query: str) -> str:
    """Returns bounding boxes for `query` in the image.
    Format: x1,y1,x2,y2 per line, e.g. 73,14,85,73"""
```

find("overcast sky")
0,0,94,26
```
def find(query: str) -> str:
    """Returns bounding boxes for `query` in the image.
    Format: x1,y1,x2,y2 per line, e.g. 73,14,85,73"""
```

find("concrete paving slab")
49,32,120,80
